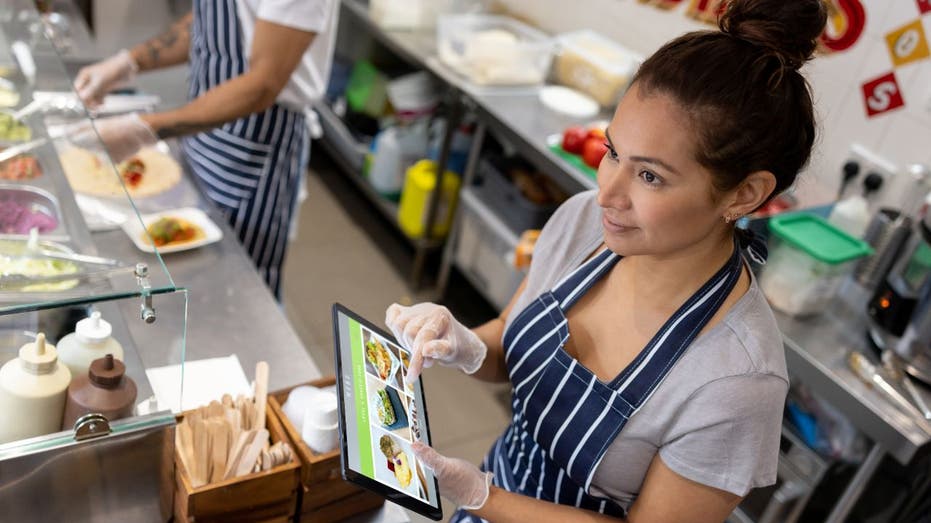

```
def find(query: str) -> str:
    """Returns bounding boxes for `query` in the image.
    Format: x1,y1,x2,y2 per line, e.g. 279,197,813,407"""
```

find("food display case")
0,2,186,521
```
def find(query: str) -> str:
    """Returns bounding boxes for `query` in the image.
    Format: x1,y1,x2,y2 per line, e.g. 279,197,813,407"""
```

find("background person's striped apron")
182,0,309,298
451,243,744,521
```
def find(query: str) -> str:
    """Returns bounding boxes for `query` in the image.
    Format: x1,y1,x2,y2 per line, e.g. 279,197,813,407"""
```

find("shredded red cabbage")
0,197,58,234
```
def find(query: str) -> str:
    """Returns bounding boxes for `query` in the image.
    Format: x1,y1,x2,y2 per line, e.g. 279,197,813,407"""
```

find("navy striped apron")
181,0,310,298
452,243,744,521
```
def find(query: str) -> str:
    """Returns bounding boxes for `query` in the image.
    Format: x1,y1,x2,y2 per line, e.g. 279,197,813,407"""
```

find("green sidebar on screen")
349,318,375,476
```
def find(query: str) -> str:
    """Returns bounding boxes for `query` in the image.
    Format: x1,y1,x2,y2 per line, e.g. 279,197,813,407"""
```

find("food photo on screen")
366,373,413,442
374,432,429,500
362,328,402,388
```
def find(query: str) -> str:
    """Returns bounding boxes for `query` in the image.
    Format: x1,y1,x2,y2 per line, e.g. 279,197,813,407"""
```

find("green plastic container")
760,212,873,316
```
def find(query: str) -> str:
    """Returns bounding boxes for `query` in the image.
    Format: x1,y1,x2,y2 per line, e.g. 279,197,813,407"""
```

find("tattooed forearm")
131,13,193,72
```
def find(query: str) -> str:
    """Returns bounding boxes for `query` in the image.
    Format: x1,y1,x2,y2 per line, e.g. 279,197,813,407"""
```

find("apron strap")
551,248,620,311
611,241,743,397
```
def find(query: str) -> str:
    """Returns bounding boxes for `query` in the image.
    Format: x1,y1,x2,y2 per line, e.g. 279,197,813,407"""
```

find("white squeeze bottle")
0,333,72,444
57,311,124,379
369,127,405,198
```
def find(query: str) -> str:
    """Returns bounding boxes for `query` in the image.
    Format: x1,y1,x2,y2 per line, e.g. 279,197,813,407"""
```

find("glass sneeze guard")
0,0,186,459
0,0,178,314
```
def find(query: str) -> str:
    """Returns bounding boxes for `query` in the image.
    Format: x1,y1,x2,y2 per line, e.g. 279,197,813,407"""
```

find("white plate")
121,207,223,254
539,85,600,119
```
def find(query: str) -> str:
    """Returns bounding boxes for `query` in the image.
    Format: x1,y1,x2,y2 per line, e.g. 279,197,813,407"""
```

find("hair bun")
719,0,827,70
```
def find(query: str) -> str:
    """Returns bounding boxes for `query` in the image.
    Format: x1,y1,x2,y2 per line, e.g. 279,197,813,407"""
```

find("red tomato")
586,128,606,141
582,138,608,168
561,126,588,154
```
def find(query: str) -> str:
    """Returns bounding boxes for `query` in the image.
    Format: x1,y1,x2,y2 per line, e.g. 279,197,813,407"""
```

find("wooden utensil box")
269,376,385,522
173,404,301,522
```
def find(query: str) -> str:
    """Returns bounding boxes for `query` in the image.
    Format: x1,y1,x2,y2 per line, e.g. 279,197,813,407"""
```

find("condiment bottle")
62,354,137,429
0,333,72,444
57,311,124,380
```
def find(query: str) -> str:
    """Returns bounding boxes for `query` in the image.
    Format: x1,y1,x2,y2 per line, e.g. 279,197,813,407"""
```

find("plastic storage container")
398,159,461,239
455,188,524,311
437,15,555,86
760,213,873,316
554,30,642,107
473,155,560,235
369,0,488,29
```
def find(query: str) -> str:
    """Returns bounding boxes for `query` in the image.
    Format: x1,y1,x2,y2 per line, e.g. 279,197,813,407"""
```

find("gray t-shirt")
504,190,788,508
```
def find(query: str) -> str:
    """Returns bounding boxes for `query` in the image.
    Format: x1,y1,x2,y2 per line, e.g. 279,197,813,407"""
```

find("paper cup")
282,386,323,430
302,416,339,454
306,391,338,427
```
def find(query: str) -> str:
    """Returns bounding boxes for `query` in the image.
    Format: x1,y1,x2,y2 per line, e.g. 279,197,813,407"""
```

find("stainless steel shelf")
314,102,443,251
340,0,601,195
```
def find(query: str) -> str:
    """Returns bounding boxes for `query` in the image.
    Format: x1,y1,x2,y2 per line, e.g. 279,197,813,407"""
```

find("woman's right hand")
385,302,487,383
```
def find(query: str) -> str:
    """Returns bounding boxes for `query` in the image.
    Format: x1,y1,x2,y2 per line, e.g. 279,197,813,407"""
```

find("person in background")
74,0,338,298
385,0,826,521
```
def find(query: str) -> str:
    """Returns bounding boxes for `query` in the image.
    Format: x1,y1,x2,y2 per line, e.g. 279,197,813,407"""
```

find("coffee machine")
868,208,931,384
893,260,931,384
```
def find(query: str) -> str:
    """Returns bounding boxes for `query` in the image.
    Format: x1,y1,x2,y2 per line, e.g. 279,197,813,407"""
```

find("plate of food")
121,207,222,253
364,336,401,383
59,144,182,199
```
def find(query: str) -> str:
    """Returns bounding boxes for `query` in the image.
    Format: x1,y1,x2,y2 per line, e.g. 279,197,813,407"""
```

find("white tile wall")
496,0,931,208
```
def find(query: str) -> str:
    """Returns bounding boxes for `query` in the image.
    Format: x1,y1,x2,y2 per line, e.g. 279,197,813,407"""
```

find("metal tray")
0,183,69,241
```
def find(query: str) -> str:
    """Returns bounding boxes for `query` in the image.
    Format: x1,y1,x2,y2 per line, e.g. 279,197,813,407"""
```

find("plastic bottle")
829,172,883,238
828,195,870,238
57,311,125,380
369,123,430,200
398,159,461,239
368,127,405,198
0,333,72,444
62,354,137,429
428,118,474,175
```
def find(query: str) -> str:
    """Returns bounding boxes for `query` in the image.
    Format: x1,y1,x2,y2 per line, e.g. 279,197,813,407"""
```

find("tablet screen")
333,304,442,520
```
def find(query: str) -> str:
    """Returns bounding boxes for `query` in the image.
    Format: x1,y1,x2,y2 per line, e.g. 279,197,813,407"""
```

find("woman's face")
596,83,730,258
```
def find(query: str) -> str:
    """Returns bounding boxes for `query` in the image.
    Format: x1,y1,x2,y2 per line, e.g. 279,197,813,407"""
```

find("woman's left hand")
412,441,493,510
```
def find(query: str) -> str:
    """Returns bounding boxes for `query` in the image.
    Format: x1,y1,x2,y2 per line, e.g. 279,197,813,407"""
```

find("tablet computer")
332,303,443,521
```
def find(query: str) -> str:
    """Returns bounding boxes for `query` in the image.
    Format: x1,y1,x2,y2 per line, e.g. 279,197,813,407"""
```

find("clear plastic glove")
73,50,138,108
385,302,487,383
413,441,493,510
81,113,157,163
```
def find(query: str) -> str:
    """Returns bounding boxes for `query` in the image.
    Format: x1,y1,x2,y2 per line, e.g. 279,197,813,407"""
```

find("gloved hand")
73,49,138,107
385,302,487,383
413,442,493,510
87,113,157,163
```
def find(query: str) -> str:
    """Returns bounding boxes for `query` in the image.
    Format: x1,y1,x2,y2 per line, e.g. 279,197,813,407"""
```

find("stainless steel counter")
90,172,322,394
776,288,931,466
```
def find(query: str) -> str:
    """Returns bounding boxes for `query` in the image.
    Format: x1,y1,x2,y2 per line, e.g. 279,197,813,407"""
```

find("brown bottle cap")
89,354,125,388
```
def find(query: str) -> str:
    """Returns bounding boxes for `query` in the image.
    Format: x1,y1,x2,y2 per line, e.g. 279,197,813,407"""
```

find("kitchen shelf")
314,101,444,252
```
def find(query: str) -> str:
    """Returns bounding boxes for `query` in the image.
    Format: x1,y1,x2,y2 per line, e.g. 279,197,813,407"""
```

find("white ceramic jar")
0,333,72,444
57,311,124,380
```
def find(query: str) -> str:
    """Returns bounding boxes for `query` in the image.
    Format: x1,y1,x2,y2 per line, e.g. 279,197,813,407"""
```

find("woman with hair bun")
386,0,827,520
